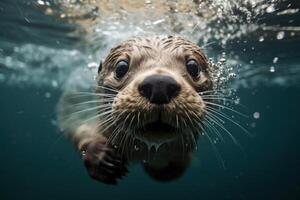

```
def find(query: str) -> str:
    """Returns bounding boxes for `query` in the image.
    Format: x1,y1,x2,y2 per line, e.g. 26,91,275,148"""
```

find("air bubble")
258,36,264,42
272,57,278,64
253,112,260,119
276,31,285,40
266,4,275,13
219,58,226,63
152,19,165,25
51,80,58,88
87,62,98,69
50,119,57,126
228,73,237,79
45,92,51,98
37,0,45,5
234,98,240,105
270,66,275,73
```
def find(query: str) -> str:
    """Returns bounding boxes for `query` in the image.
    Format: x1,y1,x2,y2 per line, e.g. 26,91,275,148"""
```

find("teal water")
1,0,300,199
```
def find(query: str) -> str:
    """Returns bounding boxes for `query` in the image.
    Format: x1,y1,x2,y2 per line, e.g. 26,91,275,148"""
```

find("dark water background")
1,0,300,199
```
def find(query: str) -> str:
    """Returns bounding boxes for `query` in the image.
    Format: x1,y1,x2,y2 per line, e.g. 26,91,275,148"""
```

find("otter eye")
186,59,201,78
115,60,129,79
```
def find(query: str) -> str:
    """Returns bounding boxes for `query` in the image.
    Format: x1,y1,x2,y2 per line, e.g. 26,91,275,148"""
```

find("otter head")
96,36,213,146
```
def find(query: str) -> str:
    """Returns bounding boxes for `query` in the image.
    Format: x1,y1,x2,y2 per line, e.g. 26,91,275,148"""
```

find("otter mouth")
143,119,175,133
134,119,176,142
130,110,181,142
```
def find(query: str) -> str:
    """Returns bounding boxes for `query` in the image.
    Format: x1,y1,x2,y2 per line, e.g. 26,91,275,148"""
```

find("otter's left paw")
81,140,128,184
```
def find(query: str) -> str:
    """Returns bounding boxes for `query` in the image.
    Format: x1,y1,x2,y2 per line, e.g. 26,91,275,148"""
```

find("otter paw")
81,140,128,185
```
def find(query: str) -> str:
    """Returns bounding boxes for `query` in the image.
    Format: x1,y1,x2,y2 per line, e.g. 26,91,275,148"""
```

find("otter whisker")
187,130,197,151
181,110,200,150
180,134,185,156
201,95,232,98
137,111,141,126
72,99,114,106
94,85,119,93
181,117,188,128
202,95,248,109
82,110,113,125
176,114,179,129
74,91,116,95
68,92,116,98
203,99,234,106
127,113,136,131
106,121,123,146
107,114,128,147
114,127,126,157
204,101,248,117
65,96,114,102
121,115,136,158
59,107,113,132
202,97,240,106
106,110,129,147
64,105,112,119
205,109,225,124
65,92,115,97
205,106,250,136
119,132,128,158
200,41,216,49
129,128,139,159
205,112,246,157
101,111,131,141
200,93,231,96
196,123,225,168
198,89,231,95
118,114,132,157
204,114,240,146
183,110,193,126
120,113,135,157
202,120,224,142
201,95,235,101
203,129,226,169
95,116,115,134
106,110,128,145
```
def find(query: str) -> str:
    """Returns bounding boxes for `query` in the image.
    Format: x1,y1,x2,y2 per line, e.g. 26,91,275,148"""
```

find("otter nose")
138,75,181,105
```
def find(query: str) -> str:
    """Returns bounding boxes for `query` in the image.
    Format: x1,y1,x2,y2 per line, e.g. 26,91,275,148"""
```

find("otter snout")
138,75,181,105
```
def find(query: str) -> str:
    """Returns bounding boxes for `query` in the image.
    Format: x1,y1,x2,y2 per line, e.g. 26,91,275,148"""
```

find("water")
1,0,300,199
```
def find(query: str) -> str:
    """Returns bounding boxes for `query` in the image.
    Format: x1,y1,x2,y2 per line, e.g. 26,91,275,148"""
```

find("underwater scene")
1,0,300,199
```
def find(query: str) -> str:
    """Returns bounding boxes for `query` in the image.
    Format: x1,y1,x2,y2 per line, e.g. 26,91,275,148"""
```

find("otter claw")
81,140,128,184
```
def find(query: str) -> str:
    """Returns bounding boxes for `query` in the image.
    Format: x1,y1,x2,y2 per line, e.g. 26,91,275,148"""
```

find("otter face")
97,36,213,144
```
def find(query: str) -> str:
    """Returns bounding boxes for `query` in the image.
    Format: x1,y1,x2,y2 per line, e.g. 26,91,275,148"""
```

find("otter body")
58,36,213,184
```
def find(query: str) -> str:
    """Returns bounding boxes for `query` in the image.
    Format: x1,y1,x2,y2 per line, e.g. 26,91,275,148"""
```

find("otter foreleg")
81,139,128,184
71,124,129,184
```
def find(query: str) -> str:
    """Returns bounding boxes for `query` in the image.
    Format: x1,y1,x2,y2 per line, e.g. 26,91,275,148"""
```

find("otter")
58,35,214,184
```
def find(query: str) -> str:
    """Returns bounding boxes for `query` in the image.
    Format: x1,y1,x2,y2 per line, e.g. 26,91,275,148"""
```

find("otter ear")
98,60,103,74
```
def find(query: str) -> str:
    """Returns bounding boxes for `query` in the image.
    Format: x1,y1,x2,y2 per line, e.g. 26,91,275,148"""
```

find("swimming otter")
58,35,213,184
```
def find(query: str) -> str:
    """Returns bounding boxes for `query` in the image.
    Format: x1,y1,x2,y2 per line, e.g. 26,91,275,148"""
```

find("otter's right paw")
81,140,128,185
